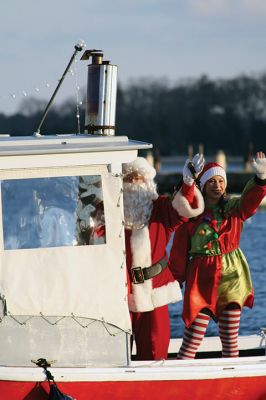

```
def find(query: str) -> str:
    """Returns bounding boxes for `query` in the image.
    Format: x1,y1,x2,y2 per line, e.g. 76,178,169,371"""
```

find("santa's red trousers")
131,305,170,360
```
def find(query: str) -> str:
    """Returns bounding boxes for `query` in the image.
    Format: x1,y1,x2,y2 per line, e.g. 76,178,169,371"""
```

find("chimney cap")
80,49,103,61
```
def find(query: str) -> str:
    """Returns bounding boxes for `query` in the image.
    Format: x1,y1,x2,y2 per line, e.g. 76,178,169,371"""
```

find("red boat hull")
2,376,266,400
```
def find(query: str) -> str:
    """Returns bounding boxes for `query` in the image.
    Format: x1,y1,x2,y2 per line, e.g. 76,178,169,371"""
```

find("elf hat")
198,162,227,189
122,157,156,181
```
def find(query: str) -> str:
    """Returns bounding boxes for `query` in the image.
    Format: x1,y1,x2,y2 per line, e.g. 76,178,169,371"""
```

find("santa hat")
198,162,227,189
122,157,156,181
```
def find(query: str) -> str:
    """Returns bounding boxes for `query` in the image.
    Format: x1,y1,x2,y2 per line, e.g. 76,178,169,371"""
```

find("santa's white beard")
123,180,158,229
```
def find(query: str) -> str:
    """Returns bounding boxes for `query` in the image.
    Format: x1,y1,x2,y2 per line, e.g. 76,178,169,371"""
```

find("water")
169,209,266,338
160,157,245,174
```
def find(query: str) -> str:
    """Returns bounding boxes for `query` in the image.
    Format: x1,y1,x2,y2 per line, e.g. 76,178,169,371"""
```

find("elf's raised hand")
253,151,266,180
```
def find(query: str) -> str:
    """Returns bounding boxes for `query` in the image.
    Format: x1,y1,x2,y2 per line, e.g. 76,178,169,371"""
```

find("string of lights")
0,40,86,116
74,56,83,134
0,73,75,103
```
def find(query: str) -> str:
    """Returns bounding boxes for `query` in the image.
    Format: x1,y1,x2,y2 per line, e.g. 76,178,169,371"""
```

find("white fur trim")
130,227,152,267
129,280,182,312
129,227,154,312
129,281,154,312
200,167,227,189
152,281,182,309
172,187,204,218
129,228,182,312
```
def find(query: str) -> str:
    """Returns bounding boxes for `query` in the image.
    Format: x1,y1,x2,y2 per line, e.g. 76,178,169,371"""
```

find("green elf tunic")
169,176,266,328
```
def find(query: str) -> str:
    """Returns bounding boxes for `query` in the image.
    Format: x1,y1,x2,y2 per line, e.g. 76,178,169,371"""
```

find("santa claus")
122,155,204,360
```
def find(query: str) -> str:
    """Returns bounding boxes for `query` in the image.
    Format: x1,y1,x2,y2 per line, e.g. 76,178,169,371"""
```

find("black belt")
131,257,168,284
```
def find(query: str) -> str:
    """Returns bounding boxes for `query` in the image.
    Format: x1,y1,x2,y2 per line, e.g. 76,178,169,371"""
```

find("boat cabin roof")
0,134,152,157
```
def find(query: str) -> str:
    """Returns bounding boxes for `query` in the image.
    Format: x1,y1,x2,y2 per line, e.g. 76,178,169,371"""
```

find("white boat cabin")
0,133,151,366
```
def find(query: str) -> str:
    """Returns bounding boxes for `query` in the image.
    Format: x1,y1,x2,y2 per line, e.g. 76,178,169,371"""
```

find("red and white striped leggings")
177,307,241,359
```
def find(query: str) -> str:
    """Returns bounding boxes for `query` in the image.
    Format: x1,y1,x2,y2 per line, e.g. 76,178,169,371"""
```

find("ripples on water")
169,209,266,338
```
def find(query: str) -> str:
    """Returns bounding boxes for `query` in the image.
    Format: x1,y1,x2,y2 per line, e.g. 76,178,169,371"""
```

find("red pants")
131,305,170,360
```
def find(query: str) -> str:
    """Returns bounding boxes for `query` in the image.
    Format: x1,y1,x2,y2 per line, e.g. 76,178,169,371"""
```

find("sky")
0,0,266,116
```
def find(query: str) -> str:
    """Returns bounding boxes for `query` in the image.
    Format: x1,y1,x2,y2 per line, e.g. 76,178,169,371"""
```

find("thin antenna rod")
35,41,85,136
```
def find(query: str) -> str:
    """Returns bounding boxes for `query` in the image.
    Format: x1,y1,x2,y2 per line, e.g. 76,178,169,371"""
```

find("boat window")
1,175,106,249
